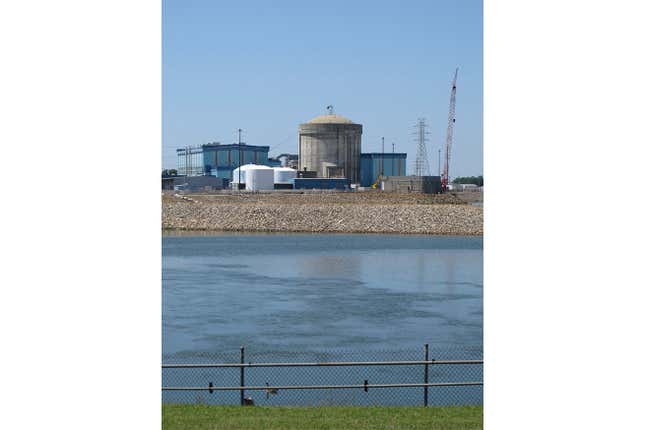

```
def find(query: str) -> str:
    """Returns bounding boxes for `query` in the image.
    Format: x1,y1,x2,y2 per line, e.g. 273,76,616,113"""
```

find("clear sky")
163,0,482,177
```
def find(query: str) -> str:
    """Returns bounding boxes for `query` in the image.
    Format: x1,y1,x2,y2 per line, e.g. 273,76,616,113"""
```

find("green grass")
162,404,483,430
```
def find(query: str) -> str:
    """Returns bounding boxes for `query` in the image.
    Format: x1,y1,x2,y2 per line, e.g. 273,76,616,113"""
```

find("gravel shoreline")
162,192,483,236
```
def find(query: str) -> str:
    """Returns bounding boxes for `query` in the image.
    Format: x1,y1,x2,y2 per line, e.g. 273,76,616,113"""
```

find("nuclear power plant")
165,67,467,194
168,106,418,191
297,110,363,184
169,101,472,193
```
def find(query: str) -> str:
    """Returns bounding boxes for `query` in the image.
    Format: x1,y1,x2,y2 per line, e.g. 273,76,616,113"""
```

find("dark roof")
202,143,269,151
361,153,407,157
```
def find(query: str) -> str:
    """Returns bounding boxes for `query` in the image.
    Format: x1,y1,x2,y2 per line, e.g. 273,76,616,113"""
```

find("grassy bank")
162,404,483,430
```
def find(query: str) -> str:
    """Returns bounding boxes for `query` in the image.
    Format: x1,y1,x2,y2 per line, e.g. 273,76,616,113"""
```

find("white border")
485,1,645,428
0,1,160,428
2,1,645,428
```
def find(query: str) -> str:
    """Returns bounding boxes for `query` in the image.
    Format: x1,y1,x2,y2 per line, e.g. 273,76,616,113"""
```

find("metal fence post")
423,344,429,407
240,346,245,405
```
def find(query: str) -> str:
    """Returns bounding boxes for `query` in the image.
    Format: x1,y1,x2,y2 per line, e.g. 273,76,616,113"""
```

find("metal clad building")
360,153,407,187
298,113,362,184
177,143,269,180
202,143,269,180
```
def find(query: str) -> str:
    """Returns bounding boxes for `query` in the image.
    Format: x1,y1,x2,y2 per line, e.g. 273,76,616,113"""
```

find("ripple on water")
163,234,482,355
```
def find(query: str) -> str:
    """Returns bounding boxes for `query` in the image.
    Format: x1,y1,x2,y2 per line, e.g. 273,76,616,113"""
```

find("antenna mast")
413,118,430,176
441,68,458,191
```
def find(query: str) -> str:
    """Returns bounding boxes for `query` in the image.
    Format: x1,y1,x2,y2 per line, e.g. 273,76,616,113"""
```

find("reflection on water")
163,233,482,358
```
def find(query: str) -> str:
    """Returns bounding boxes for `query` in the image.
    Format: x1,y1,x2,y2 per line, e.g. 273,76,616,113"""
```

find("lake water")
163,233,482,356
162,233,482,405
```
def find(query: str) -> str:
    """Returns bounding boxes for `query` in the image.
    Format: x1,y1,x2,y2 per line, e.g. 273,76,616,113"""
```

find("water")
162,233,482,405
163,233,482,356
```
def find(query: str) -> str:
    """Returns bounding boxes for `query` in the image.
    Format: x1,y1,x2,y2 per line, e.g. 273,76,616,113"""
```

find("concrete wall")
293,178,351,190
172,176,228,191
381,176,441,194
298,123,362,184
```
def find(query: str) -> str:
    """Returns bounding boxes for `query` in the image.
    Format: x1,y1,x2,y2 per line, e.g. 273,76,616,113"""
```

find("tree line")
452,176,483,186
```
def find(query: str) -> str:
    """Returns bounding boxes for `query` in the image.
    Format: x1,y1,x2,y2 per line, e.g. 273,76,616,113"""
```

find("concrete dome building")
306,114,355,125
298,111,362,184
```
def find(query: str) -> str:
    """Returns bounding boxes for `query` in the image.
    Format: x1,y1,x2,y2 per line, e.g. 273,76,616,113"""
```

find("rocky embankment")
162,192,483,235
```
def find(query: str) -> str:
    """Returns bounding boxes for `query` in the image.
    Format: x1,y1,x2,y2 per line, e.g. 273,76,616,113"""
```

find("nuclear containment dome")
298,111,362,184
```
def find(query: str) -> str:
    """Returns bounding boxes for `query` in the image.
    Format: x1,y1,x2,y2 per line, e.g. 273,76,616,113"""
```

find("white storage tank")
273,167,297,184
231,164,266,185
245,165,274,191
231,166,245,184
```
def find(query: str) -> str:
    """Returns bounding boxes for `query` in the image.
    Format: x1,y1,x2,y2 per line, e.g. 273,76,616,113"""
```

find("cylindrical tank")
231,166,245,184
245,165,274,191
298,113,362,184
231,164,264,184
273,167,297,184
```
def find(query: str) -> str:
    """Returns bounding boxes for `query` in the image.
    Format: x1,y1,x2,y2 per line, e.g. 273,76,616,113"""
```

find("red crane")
441,68,458,191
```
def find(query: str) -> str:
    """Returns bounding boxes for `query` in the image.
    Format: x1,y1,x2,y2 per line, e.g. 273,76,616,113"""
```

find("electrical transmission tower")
413,118,430,176
441,68,458,190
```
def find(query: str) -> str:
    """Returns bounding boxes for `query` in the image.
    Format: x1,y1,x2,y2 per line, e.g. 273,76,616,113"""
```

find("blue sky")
163,0,482,177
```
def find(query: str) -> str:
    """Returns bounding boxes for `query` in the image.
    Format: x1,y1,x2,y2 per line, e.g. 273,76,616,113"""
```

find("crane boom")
441,68,458,191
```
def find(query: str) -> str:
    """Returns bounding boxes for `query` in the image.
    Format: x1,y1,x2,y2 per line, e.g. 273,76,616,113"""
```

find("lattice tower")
413,118,430,176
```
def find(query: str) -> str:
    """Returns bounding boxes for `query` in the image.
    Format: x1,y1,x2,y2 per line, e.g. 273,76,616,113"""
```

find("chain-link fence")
162,345,482,406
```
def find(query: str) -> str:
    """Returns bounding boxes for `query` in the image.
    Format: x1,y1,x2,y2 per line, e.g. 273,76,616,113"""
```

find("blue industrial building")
360,153,407,187
177,143,269,180
203,143,269,180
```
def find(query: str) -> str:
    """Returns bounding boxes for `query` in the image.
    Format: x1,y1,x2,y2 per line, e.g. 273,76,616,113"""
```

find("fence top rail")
162,381,484,391
162,359,482,369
